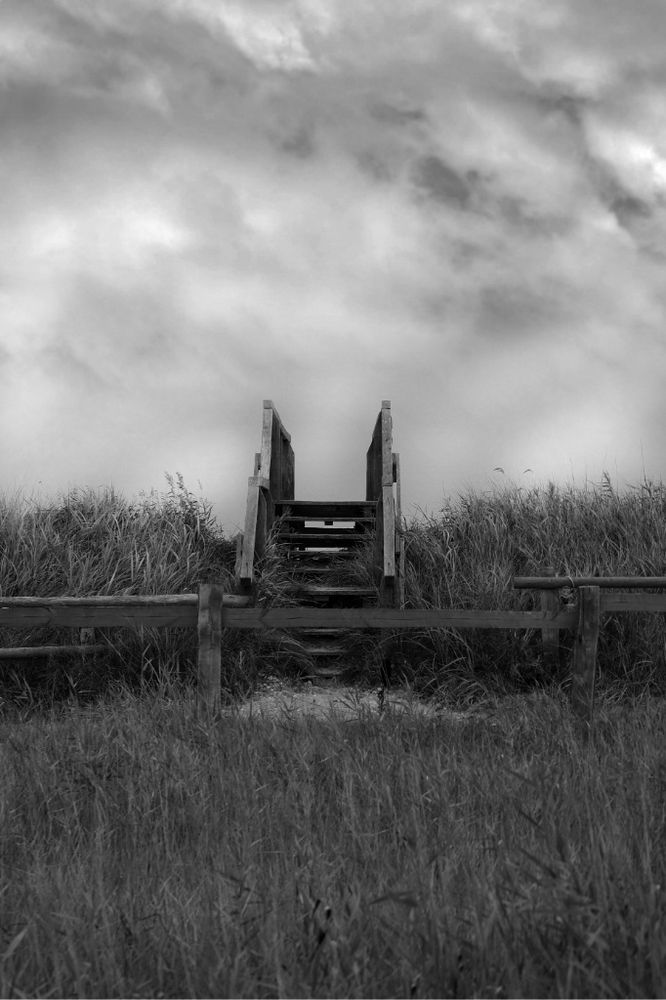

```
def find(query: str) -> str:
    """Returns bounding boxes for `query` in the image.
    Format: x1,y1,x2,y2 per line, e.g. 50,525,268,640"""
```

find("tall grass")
1,688,664,998
2,477,665,996
0,476,241,702
399,475,666,697
1,473,666,701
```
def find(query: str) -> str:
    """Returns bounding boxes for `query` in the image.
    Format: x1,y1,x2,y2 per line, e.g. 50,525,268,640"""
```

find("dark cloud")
1,0,665,522
412,155,472,207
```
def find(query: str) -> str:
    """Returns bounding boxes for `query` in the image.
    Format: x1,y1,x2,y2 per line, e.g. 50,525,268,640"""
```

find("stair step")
278,526,366,539
275,500,377,520
279,516,375,528
299,628,347,637
285,550,356,562
305,665,345,679
288,585,376,598
290,564,341,575
279,532,367,547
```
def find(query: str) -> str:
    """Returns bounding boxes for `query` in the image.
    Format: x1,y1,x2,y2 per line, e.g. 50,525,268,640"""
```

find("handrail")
366,401,401,607
238,400,294,587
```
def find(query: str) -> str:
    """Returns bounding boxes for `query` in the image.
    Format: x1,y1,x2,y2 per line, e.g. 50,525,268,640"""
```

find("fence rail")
514,575,666,589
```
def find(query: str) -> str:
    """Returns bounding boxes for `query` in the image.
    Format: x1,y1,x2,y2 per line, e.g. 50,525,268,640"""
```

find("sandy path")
232,682,464,722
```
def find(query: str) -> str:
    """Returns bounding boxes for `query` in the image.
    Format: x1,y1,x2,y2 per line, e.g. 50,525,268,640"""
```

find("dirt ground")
231,679,466,722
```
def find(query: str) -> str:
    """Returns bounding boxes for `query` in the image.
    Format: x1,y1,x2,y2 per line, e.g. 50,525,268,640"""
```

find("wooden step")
278,516,376,529
289,564,340,575
279,532,367,548
275,500,377,520
300,644,348,657
298,628,347,637
305,661,346,676
287,584,377,598
278,525,367,539
285,550,356,562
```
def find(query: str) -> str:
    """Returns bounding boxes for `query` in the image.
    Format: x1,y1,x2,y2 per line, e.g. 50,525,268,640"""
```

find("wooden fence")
3,577,665,725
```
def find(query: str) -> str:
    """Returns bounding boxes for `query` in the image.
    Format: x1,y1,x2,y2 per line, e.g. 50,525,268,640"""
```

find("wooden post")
197,583,224,711
571,585,600,730
540,567,559,674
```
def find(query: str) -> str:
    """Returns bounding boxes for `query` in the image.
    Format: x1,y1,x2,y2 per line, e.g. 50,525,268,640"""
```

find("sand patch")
232,682,465,722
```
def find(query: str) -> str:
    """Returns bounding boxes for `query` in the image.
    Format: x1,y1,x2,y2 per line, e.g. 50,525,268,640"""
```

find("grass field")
1,474,665,996
2,686,665,998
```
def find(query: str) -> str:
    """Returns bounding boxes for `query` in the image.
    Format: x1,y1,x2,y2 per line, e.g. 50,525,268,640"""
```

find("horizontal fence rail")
0,594,250,628
513,575,666,589
0,643,108,660
218,607,579,630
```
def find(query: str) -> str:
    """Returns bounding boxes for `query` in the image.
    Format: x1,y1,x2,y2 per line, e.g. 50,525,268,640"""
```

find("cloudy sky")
2,0,666,531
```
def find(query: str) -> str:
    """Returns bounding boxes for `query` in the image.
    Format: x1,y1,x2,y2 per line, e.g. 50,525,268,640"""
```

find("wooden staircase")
236,401,404,681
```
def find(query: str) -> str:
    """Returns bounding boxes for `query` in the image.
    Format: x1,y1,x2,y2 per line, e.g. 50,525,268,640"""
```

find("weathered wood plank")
540,567,560,672
0,594,250,608
0,593,250,628
0,594,198,606
220,607,579,630
380,401,393,487
275,500,377,519
571,586,600,728
382,483,396,581
260,401,275,482
394,453,405,610
0,644,108,660
0,605,199,627
197,583,223,710
515,575,666,589
600,592,666,613
239,477,263,583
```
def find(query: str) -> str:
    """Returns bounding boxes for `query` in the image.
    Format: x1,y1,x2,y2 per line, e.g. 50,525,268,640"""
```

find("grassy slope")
2,473,666,699
1,476,666,996
1,688,664,998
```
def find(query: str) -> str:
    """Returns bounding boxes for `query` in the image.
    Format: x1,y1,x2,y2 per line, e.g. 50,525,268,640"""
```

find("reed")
398,475,666,698
1,687,663,998
1,472,665,702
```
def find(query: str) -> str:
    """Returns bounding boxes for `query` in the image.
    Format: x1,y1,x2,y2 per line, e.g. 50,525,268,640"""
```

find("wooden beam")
540,567,560,673
220,606,579,630
571,586,600,729
0,644,108,660
380,401,393,488
0,604,198,628
238,477,268,583
0,595,198,606
382,484,395,580
0,593,250,628
197,583,224,711
514,575,666,589
393,453,405,610
600,592,666,613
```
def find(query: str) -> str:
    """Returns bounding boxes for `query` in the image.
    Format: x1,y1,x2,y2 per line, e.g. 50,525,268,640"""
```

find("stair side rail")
366,400,398,607
238,400,295,588
393,452,405,609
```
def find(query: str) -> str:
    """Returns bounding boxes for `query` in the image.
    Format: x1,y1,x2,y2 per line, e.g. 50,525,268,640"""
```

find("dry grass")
1,474,665,996
1,686,664,998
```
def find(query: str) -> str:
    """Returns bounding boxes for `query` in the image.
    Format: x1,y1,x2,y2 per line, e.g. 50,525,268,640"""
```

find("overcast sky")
3,0,666,531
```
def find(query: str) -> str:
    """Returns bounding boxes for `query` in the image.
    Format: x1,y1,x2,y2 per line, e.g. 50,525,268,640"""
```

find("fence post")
571,585,600,731
197,583,224,711
540,566,559,673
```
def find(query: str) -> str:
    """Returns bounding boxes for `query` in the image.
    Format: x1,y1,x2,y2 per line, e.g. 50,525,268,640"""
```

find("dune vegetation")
1,474,665,997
